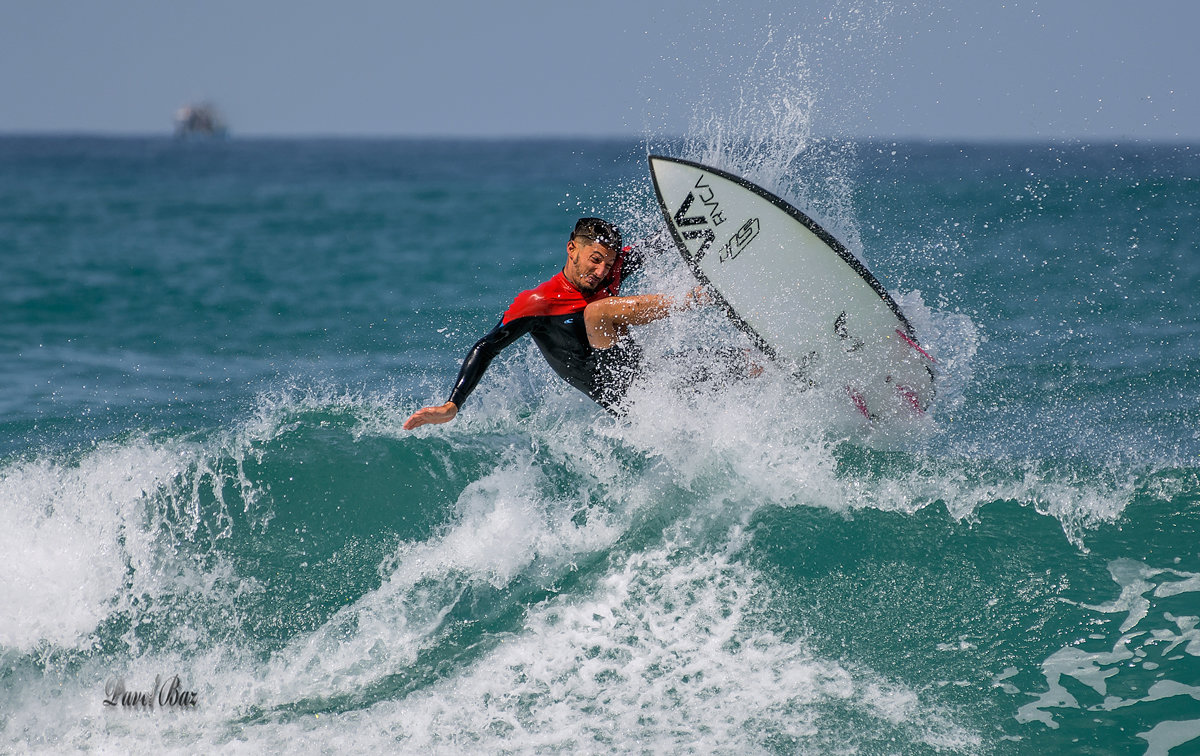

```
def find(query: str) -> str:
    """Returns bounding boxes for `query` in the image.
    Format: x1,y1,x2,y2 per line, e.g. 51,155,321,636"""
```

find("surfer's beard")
566,264,601,294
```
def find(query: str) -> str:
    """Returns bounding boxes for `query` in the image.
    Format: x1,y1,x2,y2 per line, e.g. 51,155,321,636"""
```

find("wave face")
3,121,1200,753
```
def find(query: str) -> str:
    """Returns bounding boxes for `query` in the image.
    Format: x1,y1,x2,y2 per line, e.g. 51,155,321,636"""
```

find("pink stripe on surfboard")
846,387,870,418
894,384,924,414
895,329,935,363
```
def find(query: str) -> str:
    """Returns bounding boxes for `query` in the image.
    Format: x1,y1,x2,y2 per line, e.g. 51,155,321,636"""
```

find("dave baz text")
103,674,198,710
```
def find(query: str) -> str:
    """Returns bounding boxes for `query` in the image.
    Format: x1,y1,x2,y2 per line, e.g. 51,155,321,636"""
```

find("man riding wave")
404,218,707,429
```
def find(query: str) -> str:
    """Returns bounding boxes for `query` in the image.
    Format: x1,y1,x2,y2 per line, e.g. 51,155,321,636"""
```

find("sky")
1,0,1196,140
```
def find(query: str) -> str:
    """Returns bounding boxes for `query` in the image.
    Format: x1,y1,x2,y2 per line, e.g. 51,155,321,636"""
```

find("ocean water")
1,132,1198,755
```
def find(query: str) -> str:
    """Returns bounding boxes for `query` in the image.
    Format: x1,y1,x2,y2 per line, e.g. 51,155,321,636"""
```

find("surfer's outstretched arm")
404,318,531,430
583,287,708,349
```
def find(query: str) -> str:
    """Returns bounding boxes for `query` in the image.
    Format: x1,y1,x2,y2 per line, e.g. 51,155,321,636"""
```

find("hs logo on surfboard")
671,173,759,264
718,217,760,263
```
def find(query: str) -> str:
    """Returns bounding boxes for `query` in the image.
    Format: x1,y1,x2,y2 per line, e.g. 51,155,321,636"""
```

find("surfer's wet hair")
571,217,622,251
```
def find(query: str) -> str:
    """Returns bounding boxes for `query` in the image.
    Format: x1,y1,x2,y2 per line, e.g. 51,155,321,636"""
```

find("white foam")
3,375,1165,753
242,442,629,708
0,439,193,651
1015,558,1200,731
1082,558,1158,632
1138,719,1200,756
191,530,979,753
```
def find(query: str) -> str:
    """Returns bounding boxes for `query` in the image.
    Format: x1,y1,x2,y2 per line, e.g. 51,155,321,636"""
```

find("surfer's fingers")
403,409,435,430
403,402,458,430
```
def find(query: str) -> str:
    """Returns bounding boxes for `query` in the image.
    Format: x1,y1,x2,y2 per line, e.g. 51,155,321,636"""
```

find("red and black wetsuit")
447,244,647,412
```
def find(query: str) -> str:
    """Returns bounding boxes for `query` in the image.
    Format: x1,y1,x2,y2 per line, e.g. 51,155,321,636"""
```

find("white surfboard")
648,155,935,420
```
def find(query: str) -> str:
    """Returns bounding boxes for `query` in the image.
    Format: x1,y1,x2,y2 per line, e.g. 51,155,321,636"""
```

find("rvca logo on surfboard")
671,174,726,262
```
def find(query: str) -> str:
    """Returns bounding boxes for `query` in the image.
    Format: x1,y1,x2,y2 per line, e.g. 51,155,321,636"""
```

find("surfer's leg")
590,338,644,415
583,295,675,349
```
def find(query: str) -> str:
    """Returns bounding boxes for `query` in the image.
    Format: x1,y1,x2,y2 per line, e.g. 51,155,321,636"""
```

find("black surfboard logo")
834,311,865,353
718,217,760,263
672,191,716,262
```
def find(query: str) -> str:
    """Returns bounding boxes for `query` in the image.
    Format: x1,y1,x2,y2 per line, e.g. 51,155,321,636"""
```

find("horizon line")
1,130,1197,146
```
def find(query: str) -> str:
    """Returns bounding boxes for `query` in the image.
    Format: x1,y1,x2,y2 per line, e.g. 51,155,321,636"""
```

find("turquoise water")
2,133,1199,754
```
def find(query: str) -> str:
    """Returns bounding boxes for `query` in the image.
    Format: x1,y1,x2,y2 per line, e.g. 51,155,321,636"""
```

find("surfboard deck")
648,154,936,421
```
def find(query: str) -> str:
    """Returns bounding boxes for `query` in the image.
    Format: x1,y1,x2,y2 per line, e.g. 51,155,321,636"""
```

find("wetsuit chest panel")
502,271,616,325
525,313,595,395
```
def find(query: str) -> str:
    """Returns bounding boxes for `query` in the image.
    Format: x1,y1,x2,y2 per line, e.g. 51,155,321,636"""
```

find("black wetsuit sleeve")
446,318,533,408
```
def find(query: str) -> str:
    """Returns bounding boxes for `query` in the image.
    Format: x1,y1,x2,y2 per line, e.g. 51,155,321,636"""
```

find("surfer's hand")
683,285,714,308
404,401,458,430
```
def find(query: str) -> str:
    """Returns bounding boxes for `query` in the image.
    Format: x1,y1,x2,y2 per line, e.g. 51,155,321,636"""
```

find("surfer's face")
566,239,617,293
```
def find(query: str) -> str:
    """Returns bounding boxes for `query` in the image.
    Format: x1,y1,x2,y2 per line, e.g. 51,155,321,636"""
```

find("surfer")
404,218,704,429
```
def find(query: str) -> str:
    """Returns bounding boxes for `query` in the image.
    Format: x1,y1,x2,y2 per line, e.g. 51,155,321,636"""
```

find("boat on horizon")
174,102,228,139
